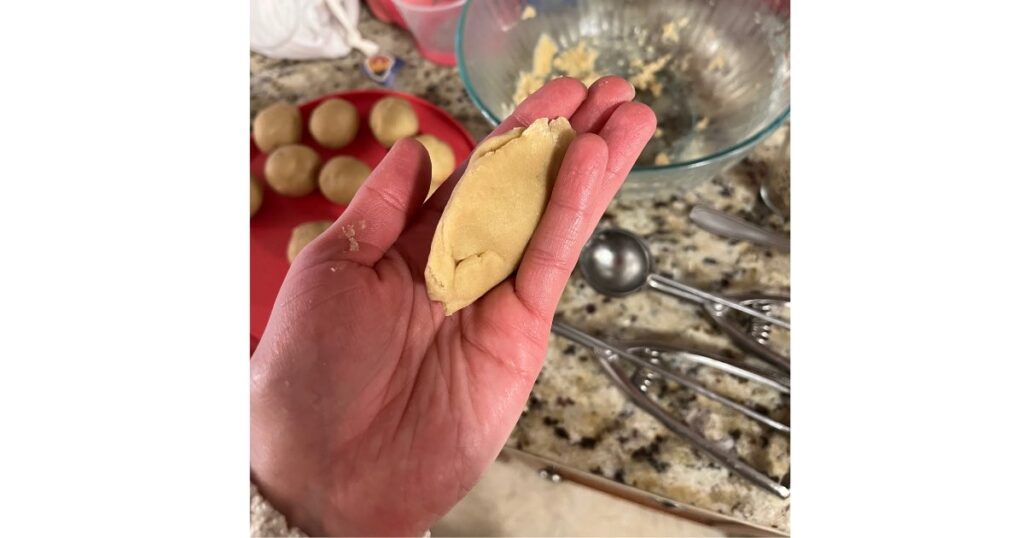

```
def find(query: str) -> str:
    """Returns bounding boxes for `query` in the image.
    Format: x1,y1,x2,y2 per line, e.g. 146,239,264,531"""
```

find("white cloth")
250,482,431,537
250,0,379,60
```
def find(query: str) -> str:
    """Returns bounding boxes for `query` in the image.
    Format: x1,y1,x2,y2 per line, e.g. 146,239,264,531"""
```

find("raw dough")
309,98,359,149
661,17,689,43
662,21,680,43
629,54,672,94
707,53,727,72
264,144,320,197
530,34,558,78
415,134,456,197
513,35,607,105
552,41,598,79
369,97,419,147
319,155,371,204
250,175,263,218
513,33,681,103
513,33,559,104
253,101,302,153
287,220,332,263
425,117,575,315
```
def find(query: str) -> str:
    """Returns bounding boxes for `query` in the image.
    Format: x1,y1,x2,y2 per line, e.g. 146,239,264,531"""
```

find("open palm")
251,77,655,536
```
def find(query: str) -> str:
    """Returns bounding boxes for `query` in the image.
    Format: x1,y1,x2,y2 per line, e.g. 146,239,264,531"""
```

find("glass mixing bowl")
456,0,790,198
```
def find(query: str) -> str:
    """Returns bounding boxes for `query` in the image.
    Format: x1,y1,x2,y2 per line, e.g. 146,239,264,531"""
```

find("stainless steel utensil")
689,205,790,252
552,320,791,499
579,228,789,329
578,228,791,370
706,292,790,371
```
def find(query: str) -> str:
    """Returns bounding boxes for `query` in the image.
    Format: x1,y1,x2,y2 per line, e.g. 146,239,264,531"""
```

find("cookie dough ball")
250,175,263,218
264,144,320,197
253,101,302,153
319,156,372,205
415,134,456,197
309,98,359,149
369,97,418,147
287,220,332,263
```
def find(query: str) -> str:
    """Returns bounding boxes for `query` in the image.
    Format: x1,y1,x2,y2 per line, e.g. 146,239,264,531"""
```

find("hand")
250,77,656,536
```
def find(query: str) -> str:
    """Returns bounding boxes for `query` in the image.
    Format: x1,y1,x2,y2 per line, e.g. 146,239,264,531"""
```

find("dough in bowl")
425,117,575,315
287,220,333,263
369,96,419,147
253,101,302,153
319,156,372,204
415,134,456,197
250,175,263,218
264,144,320,197
309,98,359,149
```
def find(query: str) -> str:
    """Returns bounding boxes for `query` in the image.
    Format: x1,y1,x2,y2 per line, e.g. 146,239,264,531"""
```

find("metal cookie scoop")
578,228,790,370
552,321,791,499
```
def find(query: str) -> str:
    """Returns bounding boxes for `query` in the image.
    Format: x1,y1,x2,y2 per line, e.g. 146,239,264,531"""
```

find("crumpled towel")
250,0,379,60
250,482,431,537
250,483,306,537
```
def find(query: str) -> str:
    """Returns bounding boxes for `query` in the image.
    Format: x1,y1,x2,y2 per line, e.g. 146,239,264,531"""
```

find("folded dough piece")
426,117,576,315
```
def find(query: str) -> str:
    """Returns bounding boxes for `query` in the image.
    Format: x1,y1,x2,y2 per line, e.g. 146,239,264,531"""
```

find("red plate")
250,89,476,350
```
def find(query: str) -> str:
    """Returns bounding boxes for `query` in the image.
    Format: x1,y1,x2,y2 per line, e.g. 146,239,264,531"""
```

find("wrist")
250,378,329,535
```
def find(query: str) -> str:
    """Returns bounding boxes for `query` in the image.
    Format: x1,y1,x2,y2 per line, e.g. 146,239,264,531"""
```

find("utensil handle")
604,357,790,499
551,321,616,353
551,322,790,434
689,205,790,252
665,348,790,393
551,321,791,498
648,275,791,330
707,306,791,371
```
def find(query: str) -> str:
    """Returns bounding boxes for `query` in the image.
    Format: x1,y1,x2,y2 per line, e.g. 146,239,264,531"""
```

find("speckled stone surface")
514,133,791,531
251,6,790,534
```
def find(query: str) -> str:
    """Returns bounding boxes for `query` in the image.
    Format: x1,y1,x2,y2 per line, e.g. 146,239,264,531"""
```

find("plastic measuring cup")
392,0,467,66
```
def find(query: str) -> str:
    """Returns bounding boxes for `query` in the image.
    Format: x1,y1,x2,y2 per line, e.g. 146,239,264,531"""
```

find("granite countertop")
251,7,790,534
515,140,791,532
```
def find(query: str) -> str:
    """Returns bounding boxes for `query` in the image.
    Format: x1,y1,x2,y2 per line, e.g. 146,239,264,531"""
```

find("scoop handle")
647,275,791,330
689,205,790,252
550,321,791,499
